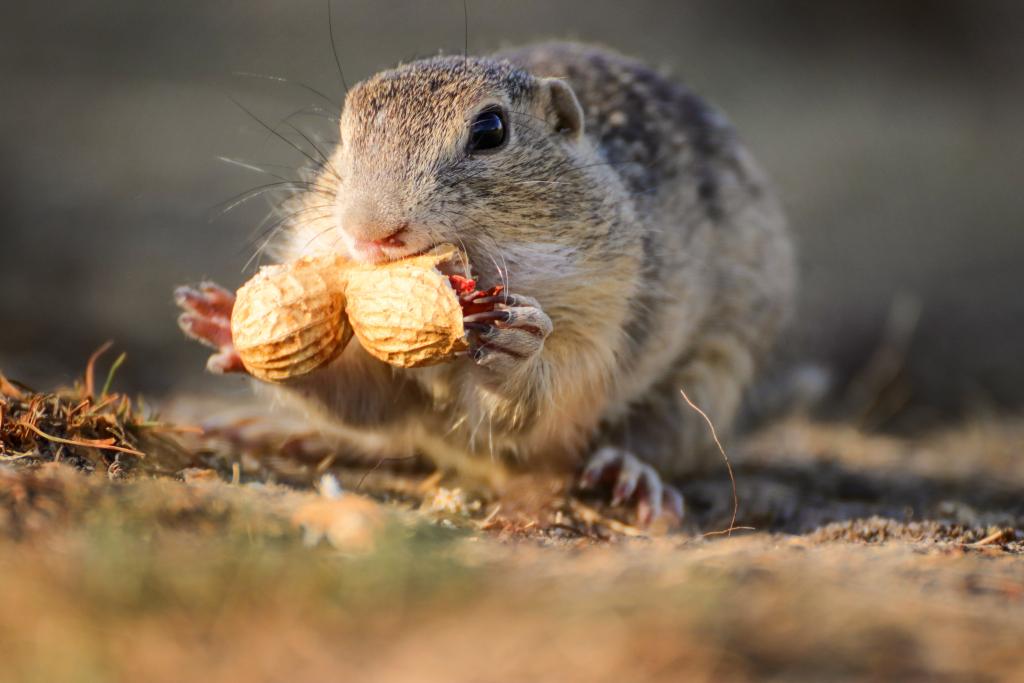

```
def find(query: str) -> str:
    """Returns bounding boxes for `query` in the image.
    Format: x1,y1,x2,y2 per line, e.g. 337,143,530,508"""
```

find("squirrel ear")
541,78,584,140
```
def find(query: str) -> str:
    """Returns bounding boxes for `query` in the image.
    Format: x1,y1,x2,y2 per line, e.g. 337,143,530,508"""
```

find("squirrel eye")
467,107,507,153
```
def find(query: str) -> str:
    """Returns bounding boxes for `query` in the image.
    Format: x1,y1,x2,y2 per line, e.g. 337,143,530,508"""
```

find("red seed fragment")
460,284,505,316
448,274,477,296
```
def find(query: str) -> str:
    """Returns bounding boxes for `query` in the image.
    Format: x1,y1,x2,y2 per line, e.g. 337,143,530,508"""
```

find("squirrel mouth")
390,244,472,279
347,241,469,275
347,224,415,264
348,240,420,265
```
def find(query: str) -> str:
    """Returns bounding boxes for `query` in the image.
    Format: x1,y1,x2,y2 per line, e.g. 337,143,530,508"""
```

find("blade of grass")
100,352,127,399
84,341,114,397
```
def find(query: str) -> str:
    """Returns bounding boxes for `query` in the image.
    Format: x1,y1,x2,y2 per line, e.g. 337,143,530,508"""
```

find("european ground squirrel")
177,43,795,524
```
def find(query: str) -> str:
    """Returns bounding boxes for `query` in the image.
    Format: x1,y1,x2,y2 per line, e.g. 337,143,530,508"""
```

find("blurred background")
1,0,1022,427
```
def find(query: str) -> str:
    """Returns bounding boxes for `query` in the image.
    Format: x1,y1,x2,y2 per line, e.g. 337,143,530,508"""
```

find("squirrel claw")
466,293,552,375
579,447,684,527
175,282,246,375
464,310,512,324
470,293,519,307
174,282,235,320
206,349,246,374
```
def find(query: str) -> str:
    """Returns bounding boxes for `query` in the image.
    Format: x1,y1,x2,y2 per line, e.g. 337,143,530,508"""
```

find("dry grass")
0,343,196,476
1,359,1023,682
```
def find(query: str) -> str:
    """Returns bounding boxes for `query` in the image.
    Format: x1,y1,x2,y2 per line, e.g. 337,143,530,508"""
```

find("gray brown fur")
272,43,794,483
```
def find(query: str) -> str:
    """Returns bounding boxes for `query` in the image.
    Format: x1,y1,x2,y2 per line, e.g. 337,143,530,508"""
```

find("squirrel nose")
349,220,409,247
370,223,408,247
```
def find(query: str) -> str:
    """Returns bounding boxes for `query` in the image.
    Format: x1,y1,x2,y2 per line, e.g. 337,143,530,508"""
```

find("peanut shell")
230,246,471,380
231,256,351,382
344,246,469,368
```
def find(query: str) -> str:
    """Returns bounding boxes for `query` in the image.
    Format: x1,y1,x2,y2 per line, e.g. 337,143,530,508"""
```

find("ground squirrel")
177,42,795,524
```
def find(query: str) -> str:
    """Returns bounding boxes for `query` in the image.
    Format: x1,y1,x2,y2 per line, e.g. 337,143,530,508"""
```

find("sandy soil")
1,396,1021,682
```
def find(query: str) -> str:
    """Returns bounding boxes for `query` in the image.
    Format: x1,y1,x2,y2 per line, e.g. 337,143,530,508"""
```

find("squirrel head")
326,55,595,278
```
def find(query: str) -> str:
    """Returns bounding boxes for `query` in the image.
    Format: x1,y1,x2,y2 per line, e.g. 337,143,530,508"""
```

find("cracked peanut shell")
231,246,469,381
344,246,469,368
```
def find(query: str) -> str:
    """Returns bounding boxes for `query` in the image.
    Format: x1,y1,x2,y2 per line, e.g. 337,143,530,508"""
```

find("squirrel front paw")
175,282,246,374
462,293,552,375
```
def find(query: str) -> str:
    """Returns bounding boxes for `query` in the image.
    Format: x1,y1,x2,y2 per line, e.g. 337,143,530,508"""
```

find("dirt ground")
1,380,1022,683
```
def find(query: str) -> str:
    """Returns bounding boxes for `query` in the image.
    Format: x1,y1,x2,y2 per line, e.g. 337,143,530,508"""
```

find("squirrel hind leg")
578,332,756,526
578,446,685,527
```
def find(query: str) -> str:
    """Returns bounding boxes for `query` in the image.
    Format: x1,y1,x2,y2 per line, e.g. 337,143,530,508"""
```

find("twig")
680,388,742,538
965,529,1010,548
18,421,145,457
315,453,337,475
478,503,502,527
0,452,38,461
701,526,756,538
